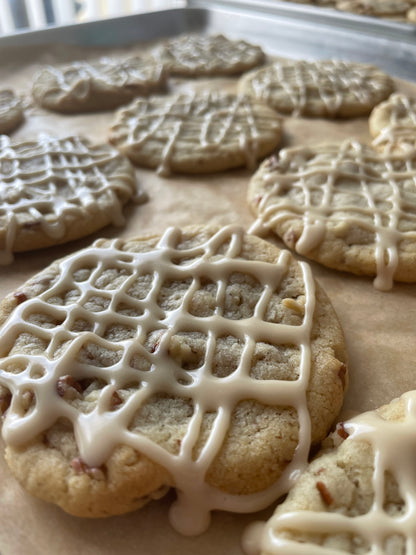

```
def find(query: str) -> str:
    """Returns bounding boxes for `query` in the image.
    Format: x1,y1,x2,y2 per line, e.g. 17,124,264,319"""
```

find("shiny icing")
157,33,263,74
36,56,165,102
111,92,280,176
244,390,416,555
0,225,315,535
0,134,140,265
245,59,390,116
372,93,416,154
250,139,416,291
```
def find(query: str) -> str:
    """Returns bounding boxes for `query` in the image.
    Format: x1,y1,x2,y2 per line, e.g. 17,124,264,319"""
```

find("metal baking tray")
0,3,415,82
191,0,416,37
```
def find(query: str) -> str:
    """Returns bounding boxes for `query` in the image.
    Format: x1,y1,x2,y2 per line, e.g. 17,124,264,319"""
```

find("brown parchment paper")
1,40,416,555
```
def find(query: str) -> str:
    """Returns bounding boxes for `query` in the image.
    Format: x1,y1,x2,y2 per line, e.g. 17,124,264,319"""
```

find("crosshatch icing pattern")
0,134,138,264
239,59,394,117
109,91,282,175
248,391,416,555
248,139,416,290
0,225,325,535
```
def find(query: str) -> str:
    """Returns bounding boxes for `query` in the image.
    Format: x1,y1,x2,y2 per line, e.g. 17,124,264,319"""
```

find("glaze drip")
0,225,316,535
250,139,416,290
246,391,416,555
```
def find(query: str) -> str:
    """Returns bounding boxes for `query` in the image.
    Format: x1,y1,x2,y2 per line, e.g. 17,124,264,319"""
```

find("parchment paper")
1,40,416,555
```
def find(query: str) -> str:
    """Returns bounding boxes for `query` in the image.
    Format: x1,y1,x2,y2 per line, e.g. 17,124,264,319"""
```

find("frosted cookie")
108,92,282,176
238,59,394,118
336,0,413,17
369,93,416,154
248,139,416,291
0,225,347,534
0,90,24,134
0,134,139,265
154,33,264,77
32,55,166,113
245,390,416,555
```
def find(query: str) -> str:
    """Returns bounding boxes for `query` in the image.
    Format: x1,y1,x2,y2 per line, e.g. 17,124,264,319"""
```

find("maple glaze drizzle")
244,391,416,555
0,225,315,535
110,92,280,176
0,134,139,265
249,139,416,291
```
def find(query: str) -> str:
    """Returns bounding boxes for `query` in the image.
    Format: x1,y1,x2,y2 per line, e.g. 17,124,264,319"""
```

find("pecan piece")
110,390,123,410
13,291,27,304
56,375,83,400
316,481,334,506
336,421,350,440
71,457,106,481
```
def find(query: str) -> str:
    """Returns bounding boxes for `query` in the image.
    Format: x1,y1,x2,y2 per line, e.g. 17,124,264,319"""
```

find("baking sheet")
1,6,416,555
191,0,416,33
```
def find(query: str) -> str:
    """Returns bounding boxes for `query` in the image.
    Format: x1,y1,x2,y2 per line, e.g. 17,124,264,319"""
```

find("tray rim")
188,0,416,42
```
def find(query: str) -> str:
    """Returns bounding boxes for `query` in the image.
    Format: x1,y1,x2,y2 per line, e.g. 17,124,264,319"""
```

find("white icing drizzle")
250,139,416,291
245,391,416,555
0,89,22,118
36,56,165,103
246,60,391,117
0,225,316,535
111,92,277,176
0,134,139,265
372,94,416,154
157,34,263,74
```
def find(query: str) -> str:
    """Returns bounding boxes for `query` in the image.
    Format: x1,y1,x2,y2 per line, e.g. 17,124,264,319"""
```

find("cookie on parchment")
336,0,413,18
238,59,394,117
154,33,264,77
369,93,416,153
0,134,139,265
108,92,282,175
0,90,24,134
248,139,416,291
0,225,347,534
32,56,166,113
248,390,416,555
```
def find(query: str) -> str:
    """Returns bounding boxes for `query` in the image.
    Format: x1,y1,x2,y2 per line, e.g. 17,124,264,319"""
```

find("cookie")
32,55,166,113
153,33,264,77
0,225,347,535
369,93,416,154
248,139,416,291
0,134,139,265
238,59,394,118
0,89,24,134
336,0,413,17
246,390,416,555
108,92,282,176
